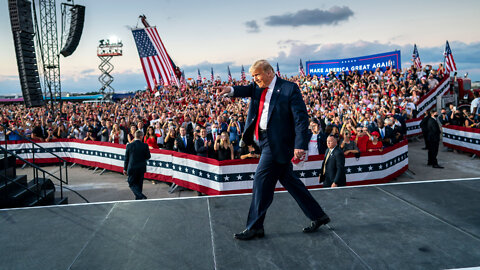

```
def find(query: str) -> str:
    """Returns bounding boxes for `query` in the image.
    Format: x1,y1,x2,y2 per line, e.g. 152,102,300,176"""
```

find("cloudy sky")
1,0,479,95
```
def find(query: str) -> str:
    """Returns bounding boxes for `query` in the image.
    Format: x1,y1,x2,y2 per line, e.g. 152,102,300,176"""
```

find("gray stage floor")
1,178,480,270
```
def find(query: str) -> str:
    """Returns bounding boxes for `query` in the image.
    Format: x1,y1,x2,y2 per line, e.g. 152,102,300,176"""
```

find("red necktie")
255,87,269,140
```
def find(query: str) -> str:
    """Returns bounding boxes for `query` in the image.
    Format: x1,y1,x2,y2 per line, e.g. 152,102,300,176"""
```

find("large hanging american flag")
299,59,306,76
227,66,232,82
197,69,202,83
412,44,422,69
444,40,457,73
241,65,246,81
132,27,179,90
276,63,281,77
210,67,214,82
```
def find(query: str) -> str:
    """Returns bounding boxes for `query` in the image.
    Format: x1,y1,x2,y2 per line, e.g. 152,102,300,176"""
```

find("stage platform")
1,178,480,270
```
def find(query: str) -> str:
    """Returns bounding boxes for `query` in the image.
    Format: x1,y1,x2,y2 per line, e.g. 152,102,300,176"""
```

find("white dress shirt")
228,76,277,130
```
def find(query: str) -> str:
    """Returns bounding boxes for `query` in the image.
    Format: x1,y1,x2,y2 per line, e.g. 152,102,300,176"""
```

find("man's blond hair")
249,59,274,74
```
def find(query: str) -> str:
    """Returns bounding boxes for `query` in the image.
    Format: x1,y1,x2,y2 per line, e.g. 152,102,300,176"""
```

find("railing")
1,123,70,205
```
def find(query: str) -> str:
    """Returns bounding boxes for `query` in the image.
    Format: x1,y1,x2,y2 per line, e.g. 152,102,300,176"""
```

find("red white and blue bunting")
4,139,408,195
442,125,480,156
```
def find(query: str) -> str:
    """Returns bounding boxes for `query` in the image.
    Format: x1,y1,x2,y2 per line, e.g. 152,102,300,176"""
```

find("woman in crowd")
214,131,234,161
127,125,137,144
163,127,176,151
366,131,383,152
144,126,159,149
227,116,240,152
109,123,124,144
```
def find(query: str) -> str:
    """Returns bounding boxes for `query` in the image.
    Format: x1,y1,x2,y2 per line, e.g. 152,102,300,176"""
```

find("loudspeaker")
60,5,85,57
8,0,44,108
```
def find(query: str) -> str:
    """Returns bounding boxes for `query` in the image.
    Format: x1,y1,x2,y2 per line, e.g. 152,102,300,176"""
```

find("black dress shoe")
234,228,265,240
432,164,444,169
303,215,330,233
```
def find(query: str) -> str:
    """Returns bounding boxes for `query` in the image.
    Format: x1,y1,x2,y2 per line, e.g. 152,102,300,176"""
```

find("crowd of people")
0,62,461,160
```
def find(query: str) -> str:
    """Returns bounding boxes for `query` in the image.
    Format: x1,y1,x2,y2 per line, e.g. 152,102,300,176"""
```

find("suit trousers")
246,136,326,230
128,169,147,200
427,140,439,166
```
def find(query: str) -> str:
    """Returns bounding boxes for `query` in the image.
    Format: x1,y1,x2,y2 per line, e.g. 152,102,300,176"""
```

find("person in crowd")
175,126,195,154
319,135,346,188
163,127,176,151
340,129,359,156
109,124,125,144
98,120,112,142
214,131,234,161
195,127,213,158
227,115,240,152
471,92,480,120
439,108,449,125
154,121,164,148
216,59,329,240
425,110,443,169
373,118,394,147
354,126,369,152
54,124,68,139
31,120,46,141
239,144,261,159
308,120,321,156
84,128,96,141
144,126,159,149
123,130,151,200
127,125,137,144
366,131,383,152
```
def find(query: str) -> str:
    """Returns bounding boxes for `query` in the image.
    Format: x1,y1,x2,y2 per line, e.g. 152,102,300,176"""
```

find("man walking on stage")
217,60,330,240
124,130,151,200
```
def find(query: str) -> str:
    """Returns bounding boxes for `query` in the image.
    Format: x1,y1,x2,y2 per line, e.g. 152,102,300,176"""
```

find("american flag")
241,65,246,81
299,59,306,76
132,27,179,91
276,63,281,77
197,69,201,82
444,40,457,73
227,66,232,82
180,70,187,86
412,44,422,69
210,67,214,82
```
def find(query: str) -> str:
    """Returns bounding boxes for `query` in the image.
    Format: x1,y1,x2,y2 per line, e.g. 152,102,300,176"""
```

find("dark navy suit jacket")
124,140,151,175
233,77,310,164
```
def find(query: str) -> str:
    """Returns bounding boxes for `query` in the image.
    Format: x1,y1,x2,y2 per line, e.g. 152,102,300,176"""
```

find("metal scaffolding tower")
97,39,122,100
34,0,62,109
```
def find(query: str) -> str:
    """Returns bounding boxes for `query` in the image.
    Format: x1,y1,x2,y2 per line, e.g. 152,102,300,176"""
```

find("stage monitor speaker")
60,5,85,57
8,0,44,108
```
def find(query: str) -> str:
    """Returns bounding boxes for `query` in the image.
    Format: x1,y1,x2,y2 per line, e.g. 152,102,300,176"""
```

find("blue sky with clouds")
1,0,479,95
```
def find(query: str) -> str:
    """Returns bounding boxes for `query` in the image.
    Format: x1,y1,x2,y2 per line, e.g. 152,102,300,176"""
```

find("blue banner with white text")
306,51,401,77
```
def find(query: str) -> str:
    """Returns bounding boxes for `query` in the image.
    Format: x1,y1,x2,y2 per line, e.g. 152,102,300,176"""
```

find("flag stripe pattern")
299,59,306,76
412,44,422,69
241,65,246,81
227,66,232,82
444,41,457,73
132,27,179,91
276,63,281,77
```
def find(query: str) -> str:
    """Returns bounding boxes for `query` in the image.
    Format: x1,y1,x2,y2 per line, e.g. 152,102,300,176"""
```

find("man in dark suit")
372,118,395,147
420,112,431,150
174,126,195,154
426,110,444,168
195,127,213,157
319,135,346,187
217,60,329,240
123,130,151,200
